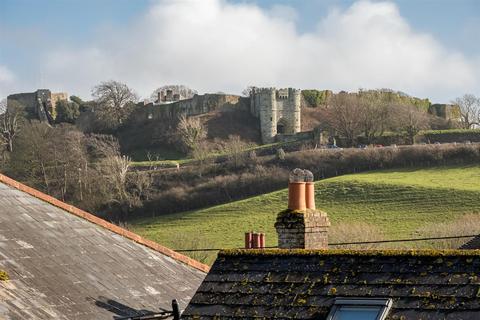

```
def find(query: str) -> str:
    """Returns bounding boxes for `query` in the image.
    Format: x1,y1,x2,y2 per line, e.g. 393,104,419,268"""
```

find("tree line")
303,89,480,146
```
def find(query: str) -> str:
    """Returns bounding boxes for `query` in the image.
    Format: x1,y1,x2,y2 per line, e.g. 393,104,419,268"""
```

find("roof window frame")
326,297,393,320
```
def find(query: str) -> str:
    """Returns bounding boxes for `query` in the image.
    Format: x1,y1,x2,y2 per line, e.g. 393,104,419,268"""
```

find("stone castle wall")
130,88,302,145
7,92,37,113
51,92,69,107
429,104,461,121
130,93,249,123
250,87,302,144
7,89,68,123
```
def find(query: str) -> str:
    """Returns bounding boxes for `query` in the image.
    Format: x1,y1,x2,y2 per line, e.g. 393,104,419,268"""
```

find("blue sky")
0,0,479,102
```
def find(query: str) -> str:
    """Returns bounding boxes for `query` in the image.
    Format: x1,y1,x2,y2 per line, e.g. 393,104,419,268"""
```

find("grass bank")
131,165,480,264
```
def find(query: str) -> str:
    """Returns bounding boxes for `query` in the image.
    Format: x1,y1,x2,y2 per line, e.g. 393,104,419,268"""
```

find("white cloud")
42,0,479,102
0,65,14,83
0,65,15,100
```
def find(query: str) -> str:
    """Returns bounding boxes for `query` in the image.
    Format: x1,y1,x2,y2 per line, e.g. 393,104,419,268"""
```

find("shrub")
55,100,80,124
419,129,480,143
124,165,289,219
283,143,480,180
302,90,330,107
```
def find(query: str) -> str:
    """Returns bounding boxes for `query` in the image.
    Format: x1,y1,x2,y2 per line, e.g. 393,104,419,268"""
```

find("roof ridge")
459,235,480,249
219,248,480,257
0,173,209,273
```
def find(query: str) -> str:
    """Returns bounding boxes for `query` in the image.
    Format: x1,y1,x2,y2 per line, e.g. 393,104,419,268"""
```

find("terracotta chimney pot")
288,182,306,211
259,233,265,248
245,232,252,249
252,233,260,249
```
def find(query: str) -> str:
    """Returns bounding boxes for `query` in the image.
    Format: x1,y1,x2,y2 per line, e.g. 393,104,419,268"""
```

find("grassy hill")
130,165,480,264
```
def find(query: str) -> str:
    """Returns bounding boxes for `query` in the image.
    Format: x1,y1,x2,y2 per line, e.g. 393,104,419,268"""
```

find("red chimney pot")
288,182,306,211
305,182,315,210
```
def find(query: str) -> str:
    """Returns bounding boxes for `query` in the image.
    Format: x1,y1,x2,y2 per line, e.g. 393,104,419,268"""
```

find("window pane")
332,306,382,320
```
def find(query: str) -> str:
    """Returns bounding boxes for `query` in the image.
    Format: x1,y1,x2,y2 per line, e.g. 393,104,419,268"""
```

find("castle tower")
258,88,277,144
288,88,302,134
250,87,302,144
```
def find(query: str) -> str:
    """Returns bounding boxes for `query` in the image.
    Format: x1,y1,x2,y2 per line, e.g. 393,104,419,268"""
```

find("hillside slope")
131,165,480,263
120,108,261,161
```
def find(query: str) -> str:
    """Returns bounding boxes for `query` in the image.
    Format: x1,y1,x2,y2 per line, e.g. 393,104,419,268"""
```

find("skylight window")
326,298,393,320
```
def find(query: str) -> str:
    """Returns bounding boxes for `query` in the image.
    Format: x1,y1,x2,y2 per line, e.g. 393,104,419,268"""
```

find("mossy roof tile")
182,250,480,319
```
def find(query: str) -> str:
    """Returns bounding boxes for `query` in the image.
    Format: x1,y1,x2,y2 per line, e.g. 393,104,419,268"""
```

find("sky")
0,0,479,103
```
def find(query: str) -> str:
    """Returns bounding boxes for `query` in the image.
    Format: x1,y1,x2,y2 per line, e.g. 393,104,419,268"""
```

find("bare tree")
85,134,131,207
101,154,130,205
176,114,207,154
8,125,142,216
392,102,430,144
0,98,6,114
358,90,391,144
126,171,153,206
327,92,363,146
219,135,250,168
0,100,24,152
91,80,139,131
8,123,87,198
453,94,480,129
82,134,149,218
242,86,255,97
192,140,212,177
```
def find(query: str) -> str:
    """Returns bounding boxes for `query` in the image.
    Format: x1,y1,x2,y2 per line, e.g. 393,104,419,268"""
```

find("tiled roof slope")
460,236,480,249
183,249,480,320
0,177,206,319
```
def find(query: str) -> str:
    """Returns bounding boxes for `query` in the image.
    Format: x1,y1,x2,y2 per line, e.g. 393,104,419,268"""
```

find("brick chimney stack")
275,169,330,249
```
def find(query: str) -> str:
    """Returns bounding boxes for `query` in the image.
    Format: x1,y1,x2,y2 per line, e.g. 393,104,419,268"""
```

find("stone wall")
51,92,69,112
429,104,461,121
7,89,68,123
7,89,51,122
7,92,37,114
130,93,249,124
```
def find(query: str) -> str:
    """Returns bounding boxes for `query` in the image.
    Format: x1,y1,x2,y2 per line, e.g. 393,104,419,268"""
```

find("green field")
131,165,480,264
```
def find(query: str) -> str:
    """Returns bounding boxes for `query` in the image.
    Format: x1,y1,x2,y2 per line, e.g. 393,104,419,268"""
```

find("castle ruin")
7,89,68,124
156,89,181,104
132,87,302,144
250,87,302,143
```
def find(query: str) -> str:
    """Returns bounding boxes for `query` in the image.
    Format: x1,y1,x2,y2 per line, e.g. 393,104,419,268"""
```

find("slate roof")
183,249,480,320
460,236,480,249
0,174,208,320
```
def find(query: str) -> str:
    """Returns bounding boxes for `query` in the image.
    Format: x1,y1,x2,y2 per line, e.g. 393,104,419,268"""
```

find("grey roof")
183,249,480,320
0,181,206,320
460,236,480,249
